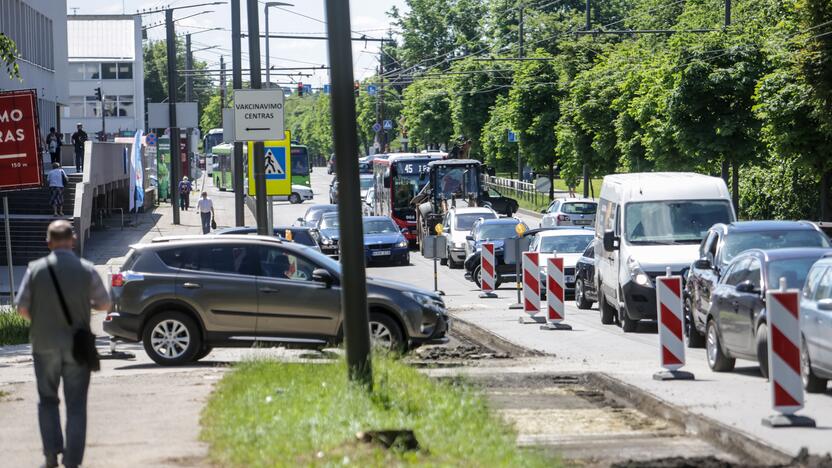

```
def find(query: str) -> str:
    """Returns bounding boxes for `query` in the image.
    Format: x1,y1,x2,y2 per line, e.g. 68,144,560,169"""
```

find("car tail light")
557,214,571,222
111,273,124,287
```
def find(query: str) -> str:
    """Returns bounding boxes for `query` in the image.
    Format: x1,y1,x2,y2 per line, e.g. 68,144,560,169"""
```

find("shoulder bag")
46,262,101,371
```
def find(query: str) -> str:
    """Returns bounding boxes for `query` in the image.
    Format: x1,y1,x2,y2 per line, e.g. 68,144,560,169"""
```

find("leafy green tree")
480,94,516,173
0,34,20,79
401,76,453,149
450,58,509,160
199,91,224,132
143,40,214,128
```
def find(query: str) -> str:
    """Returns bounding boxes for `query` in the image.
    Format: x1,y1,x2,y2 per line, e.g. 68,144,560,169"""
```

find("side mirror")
694,258,711,270
401,228,409,235
540,209,547,214
735,280,758,294
296,217,304,224
603,230,619,252
817,298,832,311
466,235,474,241
312,268,334,288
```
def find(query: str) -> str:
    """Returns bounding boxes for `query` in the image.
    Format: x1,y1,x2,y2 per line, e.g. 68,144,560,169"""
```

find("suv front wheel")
369,312,405,353
142,311,202,366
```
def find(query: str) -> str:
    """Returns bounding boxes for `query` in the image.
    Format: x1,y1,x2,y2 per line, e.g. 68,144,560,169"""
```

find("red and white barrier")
546,257,565,324
479,242,497,297
522,252,540,314
763,283,814,426
653,272,693,380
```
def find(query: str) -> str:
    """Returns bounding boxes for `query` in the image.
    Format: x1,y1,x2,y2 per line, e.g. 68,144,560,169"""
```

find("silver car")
800,254,832,393
440,206,498,268
540,198,597,228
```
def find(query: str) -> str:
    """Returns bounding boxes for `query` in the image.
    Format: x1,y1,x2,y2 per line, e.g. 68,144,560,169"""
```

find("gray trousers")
33,348,91,468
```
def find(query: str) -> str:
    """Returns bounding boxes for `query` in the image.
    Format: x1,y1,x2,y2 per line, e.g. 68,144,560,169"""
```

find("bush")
739,158,820,220
0,310,29,346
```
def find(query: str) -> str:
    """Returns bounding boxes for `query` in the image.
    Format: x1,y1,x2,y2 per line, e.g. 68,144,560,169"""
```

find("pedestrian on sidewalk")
197,191,215,234
47,163,69,217
46,127,62,165
178,176,192,211
70,123,87,173
14,220,111,468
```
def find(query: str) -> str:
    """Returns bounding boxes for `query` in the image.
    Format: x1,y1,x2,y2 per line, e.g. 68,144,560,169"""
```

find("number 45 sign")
247,131,292,196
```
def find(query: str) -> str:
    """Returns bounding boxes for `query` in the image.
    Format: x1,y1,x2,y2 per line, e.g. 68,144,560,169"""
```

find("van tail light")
111,273,124,287
557,214,571,222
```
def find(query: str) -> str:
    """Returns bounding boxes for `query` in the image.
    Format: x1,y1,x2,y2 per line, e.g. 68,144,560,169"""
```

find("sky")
69,0,409,87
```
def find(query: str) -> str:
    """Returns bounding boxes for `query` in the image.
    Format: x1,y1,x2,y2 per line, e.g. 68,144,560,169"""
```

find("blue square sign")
263,146,287,180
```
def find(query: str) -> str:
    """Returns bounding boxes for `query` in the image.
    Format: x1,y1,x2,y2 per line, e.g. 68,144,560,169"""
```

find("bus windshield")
204,131,223,154
291,147,309,176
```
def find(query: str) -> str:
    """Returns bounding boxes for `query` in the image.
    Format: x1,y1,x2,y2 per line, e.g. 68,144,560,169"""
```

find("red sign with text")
0,89,42,191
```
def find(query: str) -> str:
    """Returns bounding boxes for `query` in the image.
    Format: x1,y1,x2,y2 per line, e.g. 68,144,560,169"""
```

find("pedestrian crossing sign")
248,131,292,196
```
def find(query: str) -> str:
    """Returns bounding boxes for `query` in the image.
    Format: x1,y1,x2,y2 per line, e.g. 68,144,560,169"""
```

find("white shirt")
46,168,66,188
197,198,213,213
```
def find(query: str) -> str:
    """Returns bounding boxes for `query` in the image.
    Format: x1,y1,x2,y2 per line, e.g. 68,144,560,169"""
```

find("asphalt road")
301,167,832,458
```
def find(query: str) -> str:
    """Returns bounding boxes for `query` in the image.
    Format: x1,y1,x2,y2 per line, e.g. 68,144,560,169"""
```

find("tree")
401,76,453,149
0,34,20,79
199,91,224,132
480,94,516,173
450,58,509,160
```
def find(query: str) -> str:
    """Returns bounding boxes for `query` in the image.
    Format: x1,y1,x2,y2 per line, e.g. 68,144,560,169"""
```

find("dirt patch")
611,449,832,468
413,344,510,361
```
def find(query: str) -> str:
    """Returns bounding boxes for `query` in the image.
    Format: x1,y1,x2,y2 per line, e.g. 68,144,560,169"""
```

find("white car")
529,228,595,295
274,184,314,204
541,198,598,228
440,206,498,268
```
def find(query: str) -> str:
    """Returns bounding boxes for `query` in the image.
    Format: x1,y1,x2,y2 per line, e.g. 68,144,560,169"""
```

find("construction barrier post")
478,242,498,299
762,278,815,427
519,251,543,323
541,256,572,331
653,268,694,381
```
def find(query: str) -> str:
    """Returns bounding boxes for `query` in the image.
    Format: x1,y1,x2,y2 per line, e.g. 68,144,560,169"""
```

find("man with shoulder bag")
15,220,111,468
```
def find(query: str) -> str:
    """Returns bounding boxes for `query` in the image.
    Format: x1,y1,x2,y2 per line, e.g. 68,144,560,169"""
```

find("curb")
448,315,546,358
517,207,543,219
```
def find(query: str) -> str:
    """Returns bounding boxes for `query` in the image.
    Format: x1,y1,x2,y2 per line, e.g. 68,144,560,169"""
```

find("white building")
0,0,69,137
62,14,145,140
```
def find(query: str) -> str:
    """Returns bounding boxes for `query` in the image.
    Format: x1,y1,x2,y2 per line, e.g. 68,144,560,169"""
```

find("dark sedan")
463,217,529,288
297,204,337,228
705,247,832,378
317,212,340,257
362,216,410,266
686,221,830,348
574,243,596,309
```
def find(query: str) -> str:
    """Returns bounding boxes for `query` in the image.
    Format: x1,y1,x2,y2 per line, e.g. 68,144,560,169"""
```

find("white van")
594,173,735,332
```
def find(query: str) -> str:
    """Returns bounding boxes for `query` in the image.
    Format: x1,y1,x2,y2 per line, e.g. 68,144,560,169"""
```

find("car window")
561,202,597,215
767,257,822,290
456,212,496,231
363,218,398,234
259,247,317,282
804,266,826,299
548,201,560,213
476,222,523,240
199,244,258,275
539,235,594,254
488,188,501,198
815,268,832,300
723,258,750,286
700,231,716,259
723,230,830,264
319,214,340,229
746,258,762,290
582,244,594,257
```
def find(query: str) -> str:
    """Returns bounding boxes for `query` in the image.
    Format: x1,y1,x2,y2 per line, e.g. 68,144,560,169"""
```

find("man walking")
197,191,215,234
46,127,62,165
15,220,110,468
47,163,68,216
70,123,87,173
178,176,192,211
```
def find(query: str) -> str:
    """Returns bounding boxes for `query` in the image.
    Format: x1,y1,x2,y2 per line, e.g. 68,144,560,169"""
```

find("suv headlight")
627,257,652,287
322,238,333,245
403,291,443,312
397,239,408,248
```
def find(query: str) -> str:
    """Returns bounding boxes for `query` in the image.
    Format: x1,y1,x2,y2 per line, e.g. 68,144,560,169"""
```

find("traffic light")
297,82,303,97
94,87,102,101
354,80,360,97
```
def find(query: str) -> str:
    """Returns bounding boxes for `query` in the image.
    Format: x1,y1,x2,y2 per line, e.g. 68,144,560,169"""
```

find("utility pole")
185,34,193,103
585,0,591,30
378,43,385,152
324,0,373,388
219,55,226,107
231,0,245,226
246,0,269,235
516,3,524,183
165,8,181,224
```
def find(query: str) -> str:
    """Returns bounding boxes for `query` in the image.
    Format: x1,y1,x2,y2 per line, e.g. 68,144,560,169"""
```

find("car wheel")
575,279,592,309
440,256,448,266
684,299,705,348
801,336,828,393
473,265,482,289
756,323,769,379
369,312,405,353
289,193,302,204
706,319,735,372
619,306,638,333
194,346,213,361
599,291,616,325
142,311,202,366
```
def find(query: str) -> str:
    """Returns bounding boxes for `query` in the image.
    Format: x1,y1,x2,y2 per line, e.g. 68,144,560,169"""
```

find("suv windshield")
319,214,339,230
476,223,521,241
539,234,594,253
456,212,496,230
723,230,830,264
363,219,398,234
625,200,733,245
561,202,597,215
767,257,823,290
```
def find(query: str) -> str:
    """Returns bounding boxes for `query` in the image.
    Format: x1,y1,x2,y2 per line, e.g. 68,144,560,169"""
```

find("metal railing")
482,176,567,209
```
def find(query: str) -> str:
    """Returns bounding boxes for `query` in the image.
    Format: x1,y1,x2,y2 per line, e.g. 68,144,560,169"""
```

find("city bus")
372,153,446,243
211,143,234,191
290,144,311,187
203,128,223,154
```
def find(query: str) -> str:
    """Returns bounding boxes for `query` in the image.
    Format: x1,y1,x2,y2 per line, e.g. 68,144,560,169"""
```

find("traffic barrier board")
541,257,572,331
0,89,43,191
522,252,540,315
479,242,497,298
653,272,694,380
763,283,816,427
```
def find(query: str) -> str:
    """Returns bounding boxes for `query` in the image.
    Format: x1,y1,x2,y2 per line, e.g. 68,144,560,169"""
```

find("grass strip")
201,356,554,467
0,309,28,346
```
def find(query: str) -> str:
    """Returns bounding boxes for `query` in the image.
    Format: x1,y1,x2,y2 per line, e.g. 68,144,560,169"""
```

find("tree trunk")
721,159,729,185
548,163,555,201
821,170,831,221
731,161,740,219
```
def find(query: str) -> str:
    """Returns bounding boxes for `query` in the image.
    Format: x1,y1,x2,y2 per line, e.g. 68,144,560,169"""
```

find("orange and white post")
653,268,694,380
541,256,572,330
479,242,498,298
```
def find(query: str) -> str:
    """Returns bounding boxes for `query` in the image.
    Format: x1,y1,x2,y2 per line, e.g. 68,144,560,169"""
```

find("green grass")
201,356,554,467
0,310,29,346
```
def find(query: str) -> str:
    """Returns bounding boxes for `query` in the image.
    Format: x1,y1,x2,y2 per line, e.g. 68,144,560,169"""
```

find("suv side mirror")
603,230,619,252
735,280,758,294
694,258,711,270
312,268,334,288
296,217,304,224
817,298,832,311
540,209,547,214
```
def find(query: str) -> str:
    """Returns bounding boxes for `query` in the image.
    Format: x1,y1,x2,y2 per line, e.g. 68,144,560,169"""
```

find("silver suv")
104,235,449,365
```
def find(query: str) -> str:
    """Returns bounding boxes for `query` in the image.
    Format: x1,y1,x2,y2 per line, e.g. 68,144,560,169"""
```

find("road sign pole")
3,197,14,302
165,9,181,225
231,0,245,227
325,0,372,388
245,0,269,235
509,238,523,309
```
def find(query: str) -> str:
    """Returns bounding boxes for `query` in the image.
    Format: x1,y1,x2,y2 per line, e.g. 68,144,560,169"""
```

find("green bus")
210,143,311,191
